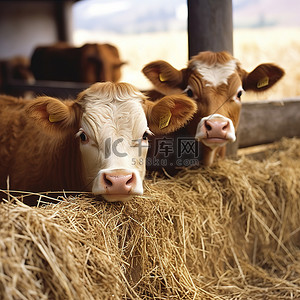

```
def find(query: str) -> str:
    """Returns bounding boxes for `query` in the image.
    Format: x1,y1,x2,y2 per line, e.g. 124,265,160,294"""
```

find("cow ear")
241,63,285,92
144,95,197,135
142,61,186,95
26,96,80,132
114,61,127,68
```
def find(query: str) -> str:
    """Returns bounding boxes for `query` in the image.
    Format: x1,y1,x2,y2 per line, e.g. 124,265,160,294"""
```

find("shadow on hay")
1,137,300,299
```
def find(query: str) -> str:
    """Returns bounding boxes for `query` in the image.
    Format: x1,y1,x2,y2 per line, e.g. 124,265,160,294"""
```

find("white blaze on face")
191,59,237,88
77,83,149,202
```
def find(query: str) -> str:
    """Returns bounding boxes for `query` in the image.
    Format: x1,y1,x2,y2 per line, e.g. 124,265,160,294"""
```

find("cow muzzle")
93,169,143,202
195,114,236,149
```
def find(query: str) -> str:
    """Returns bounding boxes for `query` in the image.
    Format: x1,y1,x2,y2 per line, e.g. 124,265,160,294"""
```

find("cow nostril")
104,175,113,187
205,121,212,131
126,173,135,186
222,123,229,131
126,175,133,185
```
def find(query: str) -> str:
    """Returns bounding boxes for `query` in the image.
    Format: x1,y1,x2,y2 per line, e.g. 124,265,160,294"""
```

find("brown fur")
189,50,233,66
0,95,83,193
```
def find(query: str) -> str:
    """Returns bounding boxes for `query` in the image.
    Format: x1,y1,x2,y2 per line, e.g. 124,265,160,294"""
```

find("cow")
31,43,126,83
0,56,35,99
142,51,284,172
0,56,35,85
0,82,196,202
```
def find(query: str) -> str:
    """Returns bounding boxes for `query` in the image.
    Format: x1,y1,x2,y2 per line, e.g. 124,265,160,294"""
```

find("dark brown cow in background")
31,43,126,83
0,56,35,98
143,51,284,173
0,56,35,85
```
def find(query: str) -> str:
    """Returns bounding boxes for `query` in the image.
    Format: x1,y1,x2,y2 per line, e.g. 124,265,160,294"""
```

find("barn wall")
0,0,73,60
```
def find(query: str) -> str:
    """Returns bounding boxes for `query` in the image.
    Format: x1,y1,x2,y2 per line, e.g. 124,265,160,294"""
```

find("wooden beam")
238,98,300,148
3,79,89,99
187,0,233,58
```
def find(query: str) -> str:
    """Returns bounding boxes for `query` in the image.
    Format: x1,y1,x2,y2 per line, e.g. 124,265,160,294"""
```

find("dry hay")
1,137,300,299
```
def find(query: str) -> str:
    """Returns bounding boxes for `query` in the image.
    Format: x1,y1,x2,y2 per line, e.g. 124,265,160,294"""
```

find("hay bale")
0,197,129,299
1,137,300,299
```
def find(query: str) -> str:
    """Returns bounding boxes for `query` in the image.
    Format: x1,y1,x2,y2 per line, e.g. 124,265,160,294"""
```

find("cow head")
27,82,196,201
143,51,285,166
84,43,126,82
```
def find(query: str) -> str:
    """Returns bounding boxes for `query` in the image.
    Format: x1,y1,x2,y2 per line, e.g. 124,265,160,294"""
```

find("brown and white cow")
0,82,196,202
31,43,126,83
143,51,284,169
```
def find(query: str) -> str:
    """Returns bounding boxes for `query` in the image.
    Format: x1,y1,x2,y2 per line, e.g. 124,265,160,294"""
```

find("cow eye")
142,130,152,141
183,86,194,98
186,88,194,98
80,132,89,143
237,90,243,100
142,131,149,140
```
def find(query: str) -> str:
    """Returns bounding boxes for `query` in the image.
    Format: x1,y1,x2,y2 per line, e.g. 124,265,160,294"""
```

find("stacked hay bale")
1,137,300,299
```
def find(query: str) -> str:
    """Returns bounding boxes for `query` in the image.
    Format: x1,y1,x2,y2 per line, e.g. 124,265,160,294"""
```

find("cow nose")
101,172,136,194
205,119,230,137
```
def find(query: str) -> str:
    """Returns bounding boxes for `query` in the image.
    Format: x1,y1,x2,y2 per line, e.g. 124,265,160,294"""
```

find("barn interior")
0,0,91,98
0,0,300,299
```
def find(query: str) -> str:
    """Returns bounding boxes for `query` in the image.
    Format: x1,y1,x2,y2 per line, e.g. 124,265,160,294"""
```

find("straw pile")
1,137,300,299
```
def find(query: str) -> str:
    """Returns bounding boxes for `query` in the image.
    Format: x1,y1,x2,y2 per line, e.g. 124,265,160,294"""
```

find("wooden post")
187,0,233,58
55,1,73,43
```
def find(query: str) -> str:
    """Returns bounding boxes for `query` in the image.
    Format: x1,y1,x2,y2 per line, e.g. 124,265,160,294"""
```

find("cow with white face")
76,83,150,201
143,51,284,169
0,82,197,202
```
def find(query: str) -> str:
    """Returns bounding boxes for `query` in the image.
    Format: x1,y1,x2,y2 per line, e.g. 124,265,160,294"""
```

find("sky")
73,0,300,33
